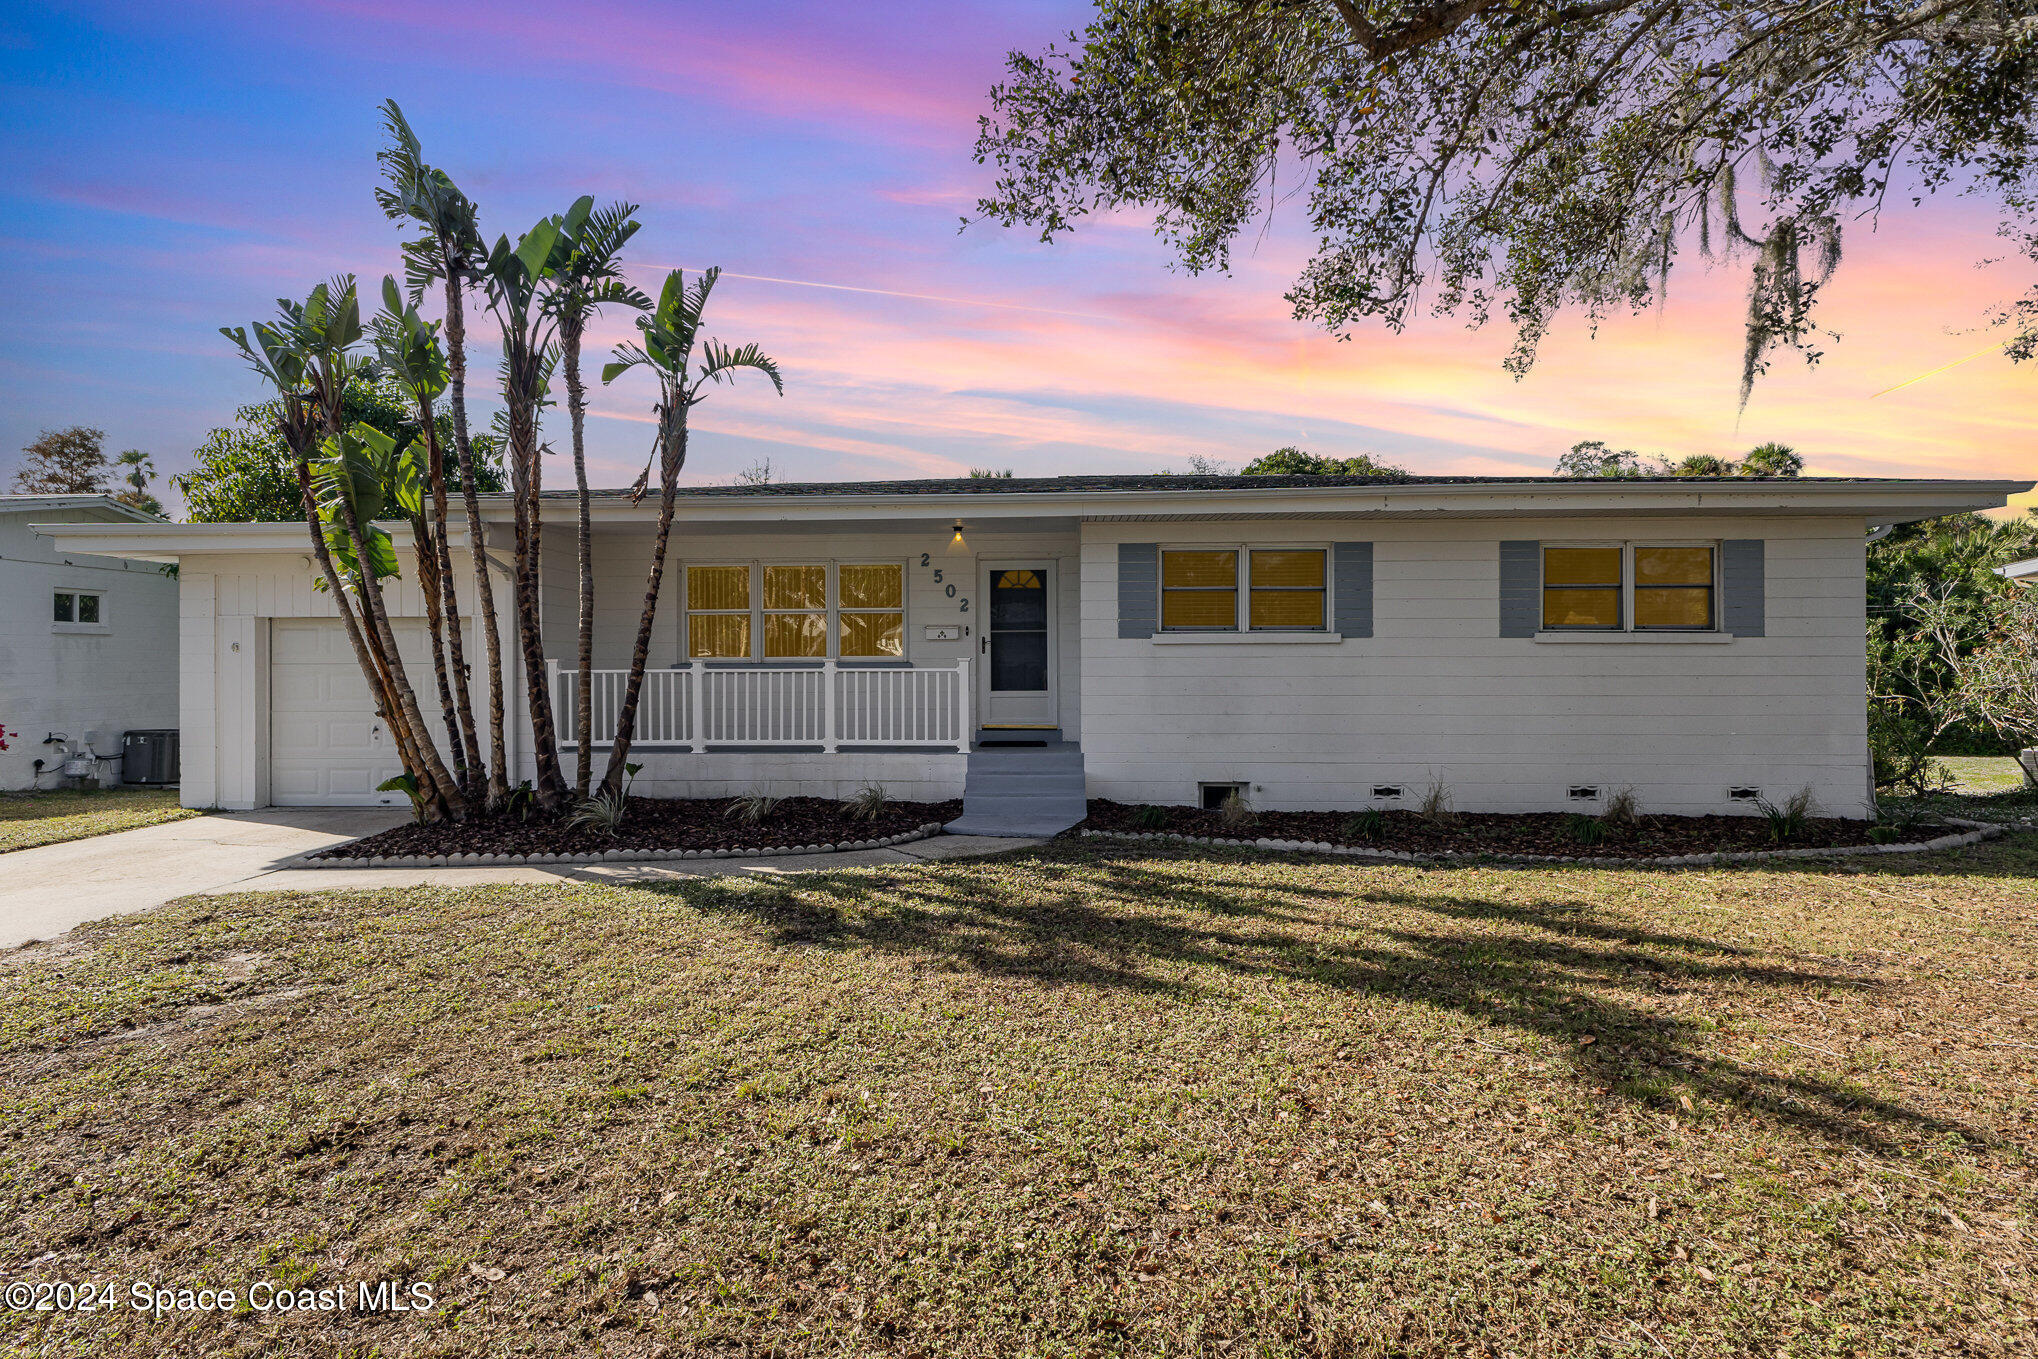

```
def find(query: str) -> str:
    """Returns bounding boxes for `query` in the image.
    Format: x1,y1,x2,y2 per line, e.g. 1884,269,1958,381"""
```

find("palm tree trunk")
411,520,466,792
341,506,465,819
442,272,510,810
599,413,685,798
507,389,568,811
418,395,484,797
563,320,597,798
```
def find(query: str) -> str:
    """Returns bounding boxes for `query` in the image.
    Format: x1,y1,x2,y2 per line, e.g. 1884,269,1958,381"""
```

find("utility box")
122,729,180,786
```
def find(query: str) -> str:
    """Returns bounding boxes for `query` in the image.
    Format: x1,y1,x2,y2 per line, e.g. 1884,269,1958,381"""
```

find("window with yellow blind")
1161,549,1239,630
1248,549,1326,630
1161,547,1327,631
837,563,904,657
762,564,827,657
686,565,752,658
1540,543,1718,632
1634,545,1715,630
684,561,908,660
1541,545,1623,629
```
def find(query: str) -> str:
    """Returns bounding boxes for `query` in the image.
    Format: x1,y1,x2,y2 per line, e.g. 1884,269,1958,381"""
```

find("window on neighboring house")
686,565,752,658
1541,543,1717,631
685,561,907,660
837,563,904,657
53,591,102,626
1161,547,1327,632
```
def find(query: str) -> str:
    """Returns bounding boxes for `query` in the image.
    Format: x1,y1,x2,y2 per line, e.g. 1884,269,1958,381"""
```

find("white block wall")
1078,515,1873,818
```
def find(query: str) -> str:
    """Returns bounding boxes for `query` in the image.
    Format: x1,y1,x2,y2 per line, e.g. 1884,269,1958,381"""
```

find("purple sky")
3,1,2033,513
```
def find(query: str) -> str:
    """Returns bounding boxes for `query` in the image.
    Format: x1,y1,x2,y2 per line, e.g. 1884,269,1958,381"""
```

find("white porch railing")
548,658,973,751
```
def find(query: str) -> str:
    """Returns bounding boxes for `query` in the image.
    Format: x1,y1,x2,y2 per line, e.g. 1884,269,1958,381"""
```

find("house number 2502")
920,553,967,612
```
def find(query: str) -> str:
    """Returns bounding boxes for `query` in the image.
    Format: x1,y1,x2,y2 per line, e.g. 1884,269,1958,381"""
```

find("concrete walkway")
0,808,1041,950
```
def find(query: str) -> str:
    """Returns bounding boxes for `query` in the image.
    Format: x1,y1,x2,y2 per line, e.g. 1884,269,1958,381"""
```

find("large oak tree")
974,1,2038,401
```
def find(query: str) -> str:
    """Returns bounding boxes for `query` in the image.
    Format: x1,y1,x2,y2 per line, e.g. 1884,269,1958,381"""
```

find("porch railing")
548,658,973,751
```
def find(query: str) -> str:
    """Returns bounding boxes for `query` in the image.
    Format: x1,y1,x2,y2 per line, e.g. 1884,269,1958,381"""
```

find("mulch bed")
310,795,963,861
1075,799,1887,859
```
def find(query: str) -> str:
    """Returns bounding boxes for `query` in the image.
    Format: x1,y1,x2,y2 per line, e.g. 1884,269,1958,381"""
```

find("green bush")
1868,703,1951,795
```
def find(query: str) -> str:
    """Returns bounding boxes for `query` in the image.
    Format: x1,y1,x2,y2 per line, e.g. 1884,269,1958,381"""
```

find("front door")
979,561,1057,729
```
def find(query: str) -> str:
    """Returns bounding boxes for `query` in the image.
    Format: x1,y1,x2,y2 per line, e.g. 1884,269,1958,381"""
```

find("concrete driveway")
0,808,404,949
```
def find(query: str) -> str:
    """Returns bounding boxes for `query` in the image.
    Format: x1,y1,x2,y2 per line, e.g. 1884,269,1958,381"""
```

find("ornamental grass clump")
1418,779,1457,828
843,783,889,821
1757,786,1817,843
566,790,629,838
726,792,781,826
1340,807,1385,841
1601,785,1641,832
1131,804,1171,831
1216,792,1255,832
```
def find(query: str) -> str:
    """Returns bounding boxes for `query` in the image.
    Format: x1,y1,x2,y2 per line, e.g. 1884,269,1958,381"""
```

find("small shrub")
726,792,781,825
504,781,538,822
1869,802,1933,844
1340,807,1385,841
1563,813,1606,846
843,783,889,821
1756,786,1817,843
1131,804,1171,830
1601,786,1641,831
1217,792,1256,831
1417,778,1457,827
1869,704,1951,796
567,790,629,838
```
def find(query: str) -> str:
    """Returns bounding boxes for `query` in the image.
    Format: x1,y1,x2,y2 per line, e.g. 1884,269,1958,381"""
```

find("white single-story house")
3,495,180,790
38,473,2031,827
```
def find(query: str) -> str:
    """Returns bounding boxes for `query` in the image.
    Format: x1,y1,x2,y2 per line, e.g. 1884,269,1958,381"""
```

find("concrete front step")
946,740,1088,839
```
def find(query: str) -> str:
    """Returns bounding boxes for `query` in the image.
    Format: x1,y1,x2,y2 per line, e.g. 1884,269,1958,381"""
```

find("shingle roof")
537,473,1937,500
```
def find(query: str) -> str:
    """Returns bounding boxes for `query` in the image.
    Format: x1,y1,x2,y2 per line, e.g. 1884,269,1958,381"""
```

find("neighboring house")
40,473,2032,825
1,495,179,790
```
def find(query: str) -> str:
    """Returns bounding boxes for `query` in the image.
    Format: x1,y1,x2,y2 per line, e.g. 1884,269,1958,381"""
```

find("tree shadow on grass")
656,843,2003,1159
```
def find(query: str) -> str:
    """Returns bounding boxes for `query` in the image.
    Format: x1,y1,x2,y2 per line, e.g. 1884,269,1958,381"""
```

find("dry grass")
0,788,199,853
0,837,2034,1356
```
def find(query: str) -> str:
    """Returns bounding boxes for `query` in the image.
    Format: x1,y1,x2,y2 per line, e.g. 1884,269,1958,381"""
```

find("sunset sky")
3,0,2032,514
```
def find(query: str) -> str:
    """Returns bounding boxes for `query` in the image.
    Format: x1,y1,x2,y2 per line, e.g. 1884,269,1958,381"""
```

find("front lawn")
1,839,2033,1355
0,787,199,853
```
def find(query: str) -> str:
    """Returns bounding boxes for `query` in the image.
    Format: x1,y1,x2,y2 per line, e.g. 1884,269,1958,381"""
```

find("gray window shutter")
1117,542,1158,638
1499,540,1540,637
1722,538,1766,637
1331,542,1373,637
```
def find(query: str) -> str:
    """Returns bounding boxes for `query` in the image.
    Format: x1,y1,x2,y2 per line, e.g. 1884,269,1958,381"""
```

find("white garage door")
270,619,458,806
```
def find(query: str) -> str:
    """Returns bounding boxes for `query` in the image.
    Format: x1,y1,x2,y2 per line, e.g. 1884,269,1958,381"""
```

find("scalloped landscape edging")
286,822,948,870
1077,814,2032,867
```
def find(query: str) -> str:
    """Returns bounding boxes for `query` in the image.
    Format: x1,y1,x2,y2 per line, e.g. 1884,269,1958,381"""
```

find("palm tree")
1667,453,1736,478
370,277,483,793
1739,442,1804,477
542,201,650,797
376,100,509,809
599,268,781,797
112,448,161,513
483,205,588,813
223,278,466,820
